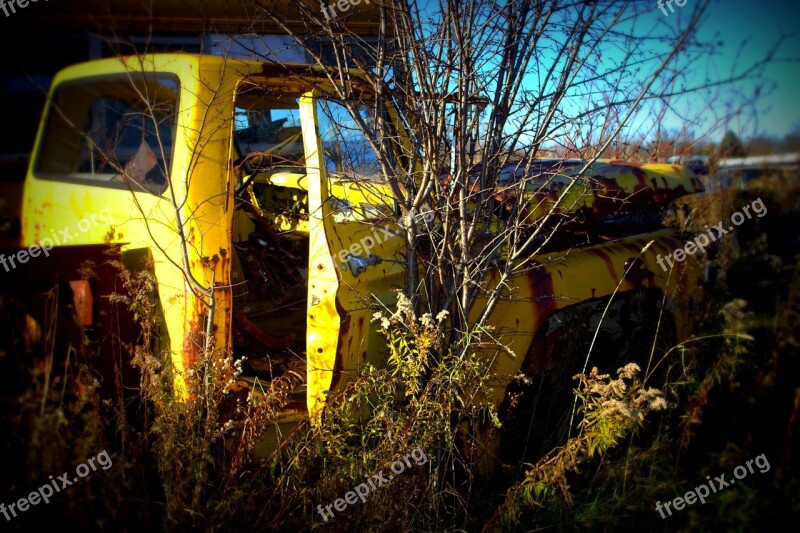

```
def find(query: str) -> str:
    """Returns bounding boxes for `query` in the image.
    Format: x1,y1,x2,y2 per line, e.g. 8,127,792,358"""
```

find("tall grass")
1,184,797,531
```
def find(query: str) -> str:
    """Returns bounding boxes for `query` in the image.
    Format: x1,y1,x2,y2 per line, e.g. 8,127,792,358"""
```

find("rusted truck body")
8,54,704,449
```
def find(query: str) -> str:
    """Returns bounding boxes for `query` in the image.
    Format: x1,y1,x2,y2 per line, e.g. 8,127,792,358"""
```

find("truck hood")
495,159,704,222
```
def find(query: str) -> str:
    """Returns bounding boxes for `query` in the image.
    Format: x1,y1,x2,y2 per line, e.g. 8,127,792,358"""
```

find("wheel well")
499,287,677,463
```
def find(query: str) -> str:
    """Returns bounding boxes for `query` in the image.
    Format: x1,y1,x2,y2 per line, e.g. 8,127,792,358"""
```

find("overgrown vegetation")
1,179,798,531
1,0,798,530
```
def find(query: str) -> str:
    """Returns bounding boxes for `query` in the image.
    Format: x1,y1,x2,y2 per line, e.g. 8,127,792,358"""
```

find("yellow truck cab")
13,54,704,451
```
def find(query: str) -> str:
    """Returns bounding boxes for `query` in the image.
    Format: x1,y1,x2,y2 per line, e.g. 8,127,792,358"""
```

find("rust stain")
522,264,557,373
182,296,208,382
327,298,350,393
585,248,618,280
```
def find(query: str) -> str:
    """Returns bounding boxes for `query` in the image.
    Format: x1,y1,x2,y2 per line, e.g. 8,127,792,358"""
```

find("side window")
315,99,394,222
35,75,179,195
316,99,383,179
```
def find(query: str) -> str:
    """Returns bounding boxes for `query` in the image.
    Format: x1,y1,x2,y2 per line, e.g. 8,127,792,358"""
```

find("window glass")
35,75,179,194
316,99,383,180
316,99,396,222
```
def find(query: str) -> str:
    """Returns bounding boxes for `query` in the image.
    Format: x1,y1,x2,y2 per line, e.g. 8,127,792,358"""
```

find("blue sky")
654,0,800,139
546,0,800,146
412,0,797,146
422,0,800,148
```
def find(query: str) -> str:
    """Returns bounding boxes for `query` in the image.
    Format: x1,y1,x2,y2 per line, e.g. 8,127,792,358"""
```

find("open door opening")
229,79,310,396
226,81,409,418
